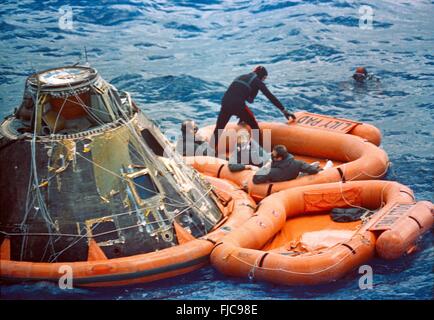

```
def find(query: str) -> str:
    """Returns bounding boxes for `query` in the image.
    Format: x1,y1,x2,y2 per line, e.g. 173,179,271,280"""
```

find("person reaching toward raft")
210,66,295,152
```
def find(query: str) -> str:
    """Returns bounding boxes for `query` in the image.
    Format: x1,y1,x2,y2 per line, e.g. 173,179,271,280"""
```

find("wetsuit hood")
253,66,268,79
353,67,368,82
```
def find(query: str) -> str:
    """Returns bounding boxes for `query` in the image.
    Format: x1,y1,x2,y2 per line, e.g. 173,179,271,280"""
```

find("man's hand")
245,165,259,171
310,161,322,172
262,160,272,168
283,109,296,122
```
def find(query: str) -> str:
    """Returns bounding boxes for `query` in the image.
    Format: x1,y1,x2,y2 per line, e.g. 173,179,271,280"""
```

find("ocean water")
0,0,433,300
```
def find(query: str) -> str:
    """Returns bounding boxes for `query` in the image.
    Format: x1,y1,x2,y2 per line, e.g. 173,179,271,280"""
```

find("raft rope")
340,163,395,212
237,240,368,279
25,77,56,261
341,144,392,182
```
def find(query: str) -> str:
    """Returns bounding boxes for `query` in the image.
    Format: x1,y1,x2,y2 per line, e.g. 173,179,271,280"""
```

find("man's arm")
299,161,321,175
256,79,285,111
254,165,293,184
247,87,259,103
227,149,246,172
228,163,247,172
252,169,270,184
195,140,210,156
250,139,271,167
175,138,185,156
252,166,282,184
256,79,296,120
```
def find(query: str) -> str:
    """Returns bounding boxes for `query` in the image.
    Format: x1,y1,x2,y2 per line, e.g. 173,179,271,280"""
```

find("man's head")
236,122,251,146
253,66,268,81
181,120,198,136
353,67,368,82
272,145,288,161
236,129,251,146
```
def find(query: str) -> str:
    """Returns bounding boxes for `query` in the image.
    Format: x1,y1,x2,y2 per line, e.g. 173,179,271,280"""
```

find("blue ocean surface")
0,0,433,300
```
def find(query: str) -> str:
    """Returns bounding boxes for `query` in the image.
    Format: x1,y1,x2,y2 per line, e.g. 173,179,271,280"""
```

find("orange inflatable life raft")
194,112,389,201
210,180,433,286
0,177,256,287
292,111,381,146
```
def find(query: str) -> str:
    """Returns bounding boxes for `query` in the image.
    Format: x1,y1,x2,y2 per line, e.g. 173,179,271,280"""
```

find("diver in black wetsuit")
352,67,380,83
210,66,295,151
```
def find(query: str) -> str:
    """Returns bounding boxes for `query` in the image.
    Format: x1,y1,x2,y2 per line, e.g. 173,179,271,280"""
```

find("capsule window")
133,173,158,200
85,217,122,246
141,129,165,156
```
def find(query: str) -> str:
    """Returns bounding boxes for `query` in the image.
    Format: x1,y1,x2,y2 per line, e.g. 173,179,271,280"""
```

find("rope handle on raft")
235,240,368,278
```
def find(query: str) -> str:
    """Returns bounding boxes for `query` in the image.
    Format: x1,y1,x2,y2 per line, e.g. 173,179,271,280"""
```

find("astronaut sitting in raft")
176,120,211,156
252,145,323,184
176,120,329,183
214,123,327,182
227,122,270,172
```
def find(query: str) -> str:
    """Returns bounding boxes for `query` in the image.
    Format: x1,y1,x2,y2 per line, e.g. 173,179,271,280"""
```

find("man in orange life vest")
210,66,295,152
